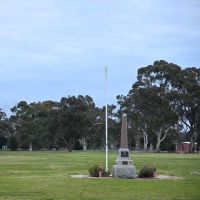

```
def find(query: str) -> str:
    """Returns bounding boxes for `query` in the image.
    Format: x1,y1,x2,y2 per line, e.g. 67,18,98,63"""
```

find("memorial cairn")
112,114,136,178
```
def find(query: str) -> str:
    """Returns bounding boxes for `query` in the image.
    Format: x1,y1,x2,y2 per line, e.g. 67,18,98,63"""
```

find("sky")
0,0,200,115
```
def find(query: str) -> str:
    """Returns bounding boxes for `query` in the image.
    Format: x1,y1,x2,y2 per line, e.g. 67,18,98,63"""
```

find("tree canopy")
0,60,199,152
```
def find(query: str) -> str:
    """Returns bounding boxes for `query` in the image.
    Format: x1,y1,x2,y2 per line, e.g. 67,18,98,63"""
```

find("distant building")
176,142,191,153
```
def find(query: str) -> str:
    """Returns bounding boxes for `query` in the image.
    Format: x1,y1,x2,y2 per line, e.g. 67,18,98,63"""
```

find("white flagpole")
105,66,108,174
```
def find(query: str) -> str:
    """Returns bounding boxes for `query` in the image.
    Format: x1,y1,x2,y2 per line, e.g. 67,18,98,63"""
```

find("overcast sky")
0,0,200,114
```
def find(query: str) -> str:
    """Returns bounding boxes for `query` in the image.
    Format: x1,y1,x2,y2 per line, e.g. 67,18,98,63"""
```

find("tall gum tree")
171,67,200,151
120,60,180,152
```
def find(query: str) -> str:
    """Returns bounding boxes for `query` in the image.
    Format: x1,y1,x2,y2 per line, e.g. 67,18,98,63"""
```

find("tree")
11,101,52,150
0,108,13,149
0,108,11,137
55,95,95,151
171,67,200,151
118,61,180,152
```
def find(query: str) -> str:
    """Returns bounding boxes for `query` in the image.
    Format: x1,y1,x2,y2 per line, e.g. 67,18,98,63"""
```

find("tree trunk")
62,136,73,152
194,131,198,152
80,138,87,150
135,134,140,151
144,136,148,151
68,146,72,152
143,134,148,151
29,142,32,151
189,136,194,152
155,129,162,152
155,139,161,152
149,143,153,151
68,140,73,152
143,124,148,151
155,127,169,152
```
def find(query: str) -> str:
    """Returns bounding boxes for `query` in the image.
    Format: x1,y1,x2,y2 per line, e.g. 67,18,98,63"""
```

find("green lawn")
0,151,199,200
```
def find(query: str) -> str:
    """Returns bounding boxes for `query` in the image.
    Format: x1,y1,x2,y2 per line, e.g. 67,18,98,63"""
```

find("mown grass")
0,151,199,200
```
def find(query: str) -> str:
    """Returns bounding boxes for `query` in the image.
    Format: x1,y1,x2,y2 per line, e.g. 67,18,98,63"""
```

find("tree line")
0,60,200,152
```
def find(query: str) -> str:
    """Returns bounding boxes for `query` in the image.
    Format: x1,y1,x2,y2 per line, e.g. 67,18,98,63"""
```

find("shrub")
88,164,107,177
138,165,155,178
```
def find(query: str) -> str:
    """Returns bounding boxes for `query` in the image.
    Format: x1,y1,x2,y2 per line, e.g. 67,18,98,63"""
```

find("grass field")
0,151,199,200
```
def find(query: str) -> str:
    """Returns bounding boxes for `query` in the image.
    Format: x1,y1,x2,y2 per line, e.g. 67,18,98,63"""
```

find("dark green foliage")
8,135,18,151
117,60,200,152
56,95,97,151
171,67,200,152
73,140,83,150
0,108,13,139
0,137,7,149
88,164,107,177
4,61,200,152
138,165,155,178
9,96,110,151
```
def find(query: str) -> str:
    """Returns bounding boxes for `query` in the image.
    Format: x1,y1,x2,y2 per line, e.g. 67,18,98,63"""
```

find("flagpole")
105,66,108,174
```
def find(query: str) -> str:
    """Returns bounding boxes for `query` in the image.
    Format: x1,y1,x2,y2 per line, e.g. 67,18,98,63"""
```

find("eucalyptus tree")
171,67,200,151
11,101,36,150
11,101,54,150
0,108,12,138
54,95,96,151
0,108,13,149
118,61,180,152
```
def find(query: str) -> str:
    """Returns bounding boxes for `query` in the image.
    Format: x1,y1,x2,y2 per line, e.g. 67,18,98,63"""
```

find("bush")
138,165,155,178
88,164,107,177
